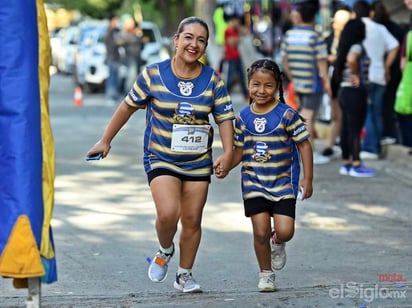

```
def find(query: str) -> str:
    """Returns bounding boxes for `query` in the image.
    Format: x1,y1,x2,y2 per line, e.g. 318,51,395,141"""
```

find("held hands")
213,152,232,179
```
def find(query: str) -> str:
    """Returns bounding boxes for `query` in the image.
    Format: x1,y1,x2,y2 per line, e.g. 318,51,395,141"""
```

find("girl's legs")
250,212,295,270
250,212,272,271
273,214,295,243
271,213,295,271
251,211,276,292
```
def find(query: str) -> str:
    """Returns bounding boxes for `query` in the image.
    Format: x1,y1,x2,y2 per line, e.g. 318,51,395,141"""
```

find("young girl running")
228,59,313,292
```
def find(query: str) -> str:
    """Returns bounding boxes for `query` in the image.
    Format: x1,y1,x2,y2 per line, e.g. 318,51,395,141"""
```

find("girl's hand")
298,179,313,201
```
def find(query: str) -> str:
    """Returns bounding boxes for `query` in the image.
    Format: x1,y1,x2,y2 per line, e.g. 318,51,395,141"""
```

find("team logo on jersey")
178,81,194,96
252,142,271,163
173,102,195,124
254,117,267,133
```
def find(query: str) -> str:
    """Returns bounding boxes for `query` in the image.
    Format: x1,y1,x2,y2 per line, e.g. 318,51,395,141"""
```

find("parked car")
74,20,170,93
50,25,78,74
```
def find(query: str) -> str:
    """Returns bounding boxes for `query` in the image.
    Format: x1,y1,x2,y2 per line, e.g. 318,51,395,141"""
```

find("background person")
322,6,351,159
371,0,407,145
119,17,144,92
222,14,249,102
86,16,235,293
352,0,399,160
335,19,377,177
103,14,122,105
212,2,228,73
395,0,412,154
281,0,332,165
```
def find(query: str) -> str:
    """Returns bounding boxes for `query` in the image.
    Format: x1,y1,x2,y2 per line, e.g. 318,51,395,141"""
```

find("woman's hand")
86,140,111,159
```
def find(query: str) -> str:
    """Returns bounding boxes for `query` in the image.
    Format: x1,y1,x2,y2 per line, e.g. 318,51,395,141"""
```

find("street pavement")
0,72,411,308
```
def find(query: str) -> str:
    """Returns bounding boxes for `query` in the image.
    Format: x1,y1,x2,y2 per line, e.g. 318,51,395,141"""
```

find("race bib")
171,124,211,153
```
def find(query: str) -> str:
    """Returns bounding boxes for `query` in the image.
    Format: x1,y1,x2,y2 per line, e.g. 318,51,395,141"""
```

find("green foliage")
46,0,194,31
47,0,123,19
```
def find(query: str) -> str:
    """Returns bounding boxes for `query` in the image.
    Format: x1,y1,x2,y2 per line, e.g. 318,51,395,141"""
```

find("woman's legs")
149,175,208,286
179,181,208,269
150,176,208,269
150,175,182,250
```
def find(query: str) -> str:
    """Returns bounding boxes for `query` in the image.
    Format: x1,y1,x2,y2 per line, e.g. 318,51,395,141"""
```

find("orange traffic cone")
286,82,298,111
73,86,83,107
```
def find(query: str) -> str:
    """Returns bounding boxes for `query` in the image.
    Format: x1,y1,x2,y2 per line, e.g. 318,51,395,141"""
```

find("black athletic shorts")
244,197,296,219
147,168,211,185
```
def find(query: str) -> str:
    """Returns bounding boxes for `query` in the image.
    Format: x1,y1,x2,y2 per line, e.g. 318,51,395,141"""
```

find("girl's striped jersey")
234,101,309,201
124,58,235,176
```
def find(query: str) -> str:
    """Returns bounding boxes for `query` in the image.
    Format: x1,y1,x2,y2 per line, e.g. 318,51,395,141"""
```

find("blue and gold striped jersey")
281,26,327,94
234,101,309,201
124,59,234,176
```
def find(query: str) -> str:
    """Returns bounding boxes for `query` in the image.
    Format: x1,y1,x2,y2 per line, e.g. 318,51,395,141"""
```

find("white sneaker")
173,272,202,293
360,151,379,160
148,243,174,282
380,137,396,145
270,240,286,270
258,272,276,292
313,152,331,165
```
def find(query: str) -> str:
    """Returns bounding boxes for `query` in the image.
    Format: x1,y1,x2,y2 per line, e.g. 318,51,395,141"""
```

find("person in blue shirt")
87,17,234,293
230,59,313,292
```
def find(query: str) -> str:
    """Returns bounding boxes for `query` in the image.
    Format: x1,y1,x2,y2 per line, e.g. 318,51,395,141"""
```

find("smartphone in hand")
85,152,103,161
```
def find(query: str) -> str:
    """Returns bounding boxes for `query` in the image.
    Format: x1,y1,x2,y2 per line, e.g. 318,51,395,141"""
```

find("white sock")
262,269,273,273
160,243,174,255
177,266,191,276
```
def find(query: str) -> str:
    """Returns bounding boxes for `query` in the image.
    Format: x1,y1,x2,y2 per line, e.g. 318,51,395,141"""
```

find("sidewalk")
315,120,412,182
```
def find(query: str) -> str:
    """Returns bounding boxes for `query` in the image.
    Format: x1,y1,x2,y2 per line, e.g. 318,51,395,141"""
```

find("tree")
47,0,123,19
46,0,194,35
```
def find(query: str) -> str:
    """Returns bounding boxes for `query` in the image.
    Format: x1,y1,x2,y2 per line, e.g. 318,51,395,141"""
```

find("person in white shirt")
352,0,399,159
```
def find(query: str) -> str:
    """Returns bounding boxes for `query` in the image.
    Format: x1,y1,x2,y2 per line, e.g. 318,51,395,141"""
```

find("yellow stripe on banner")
0,216,45,278
37,0,56,260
